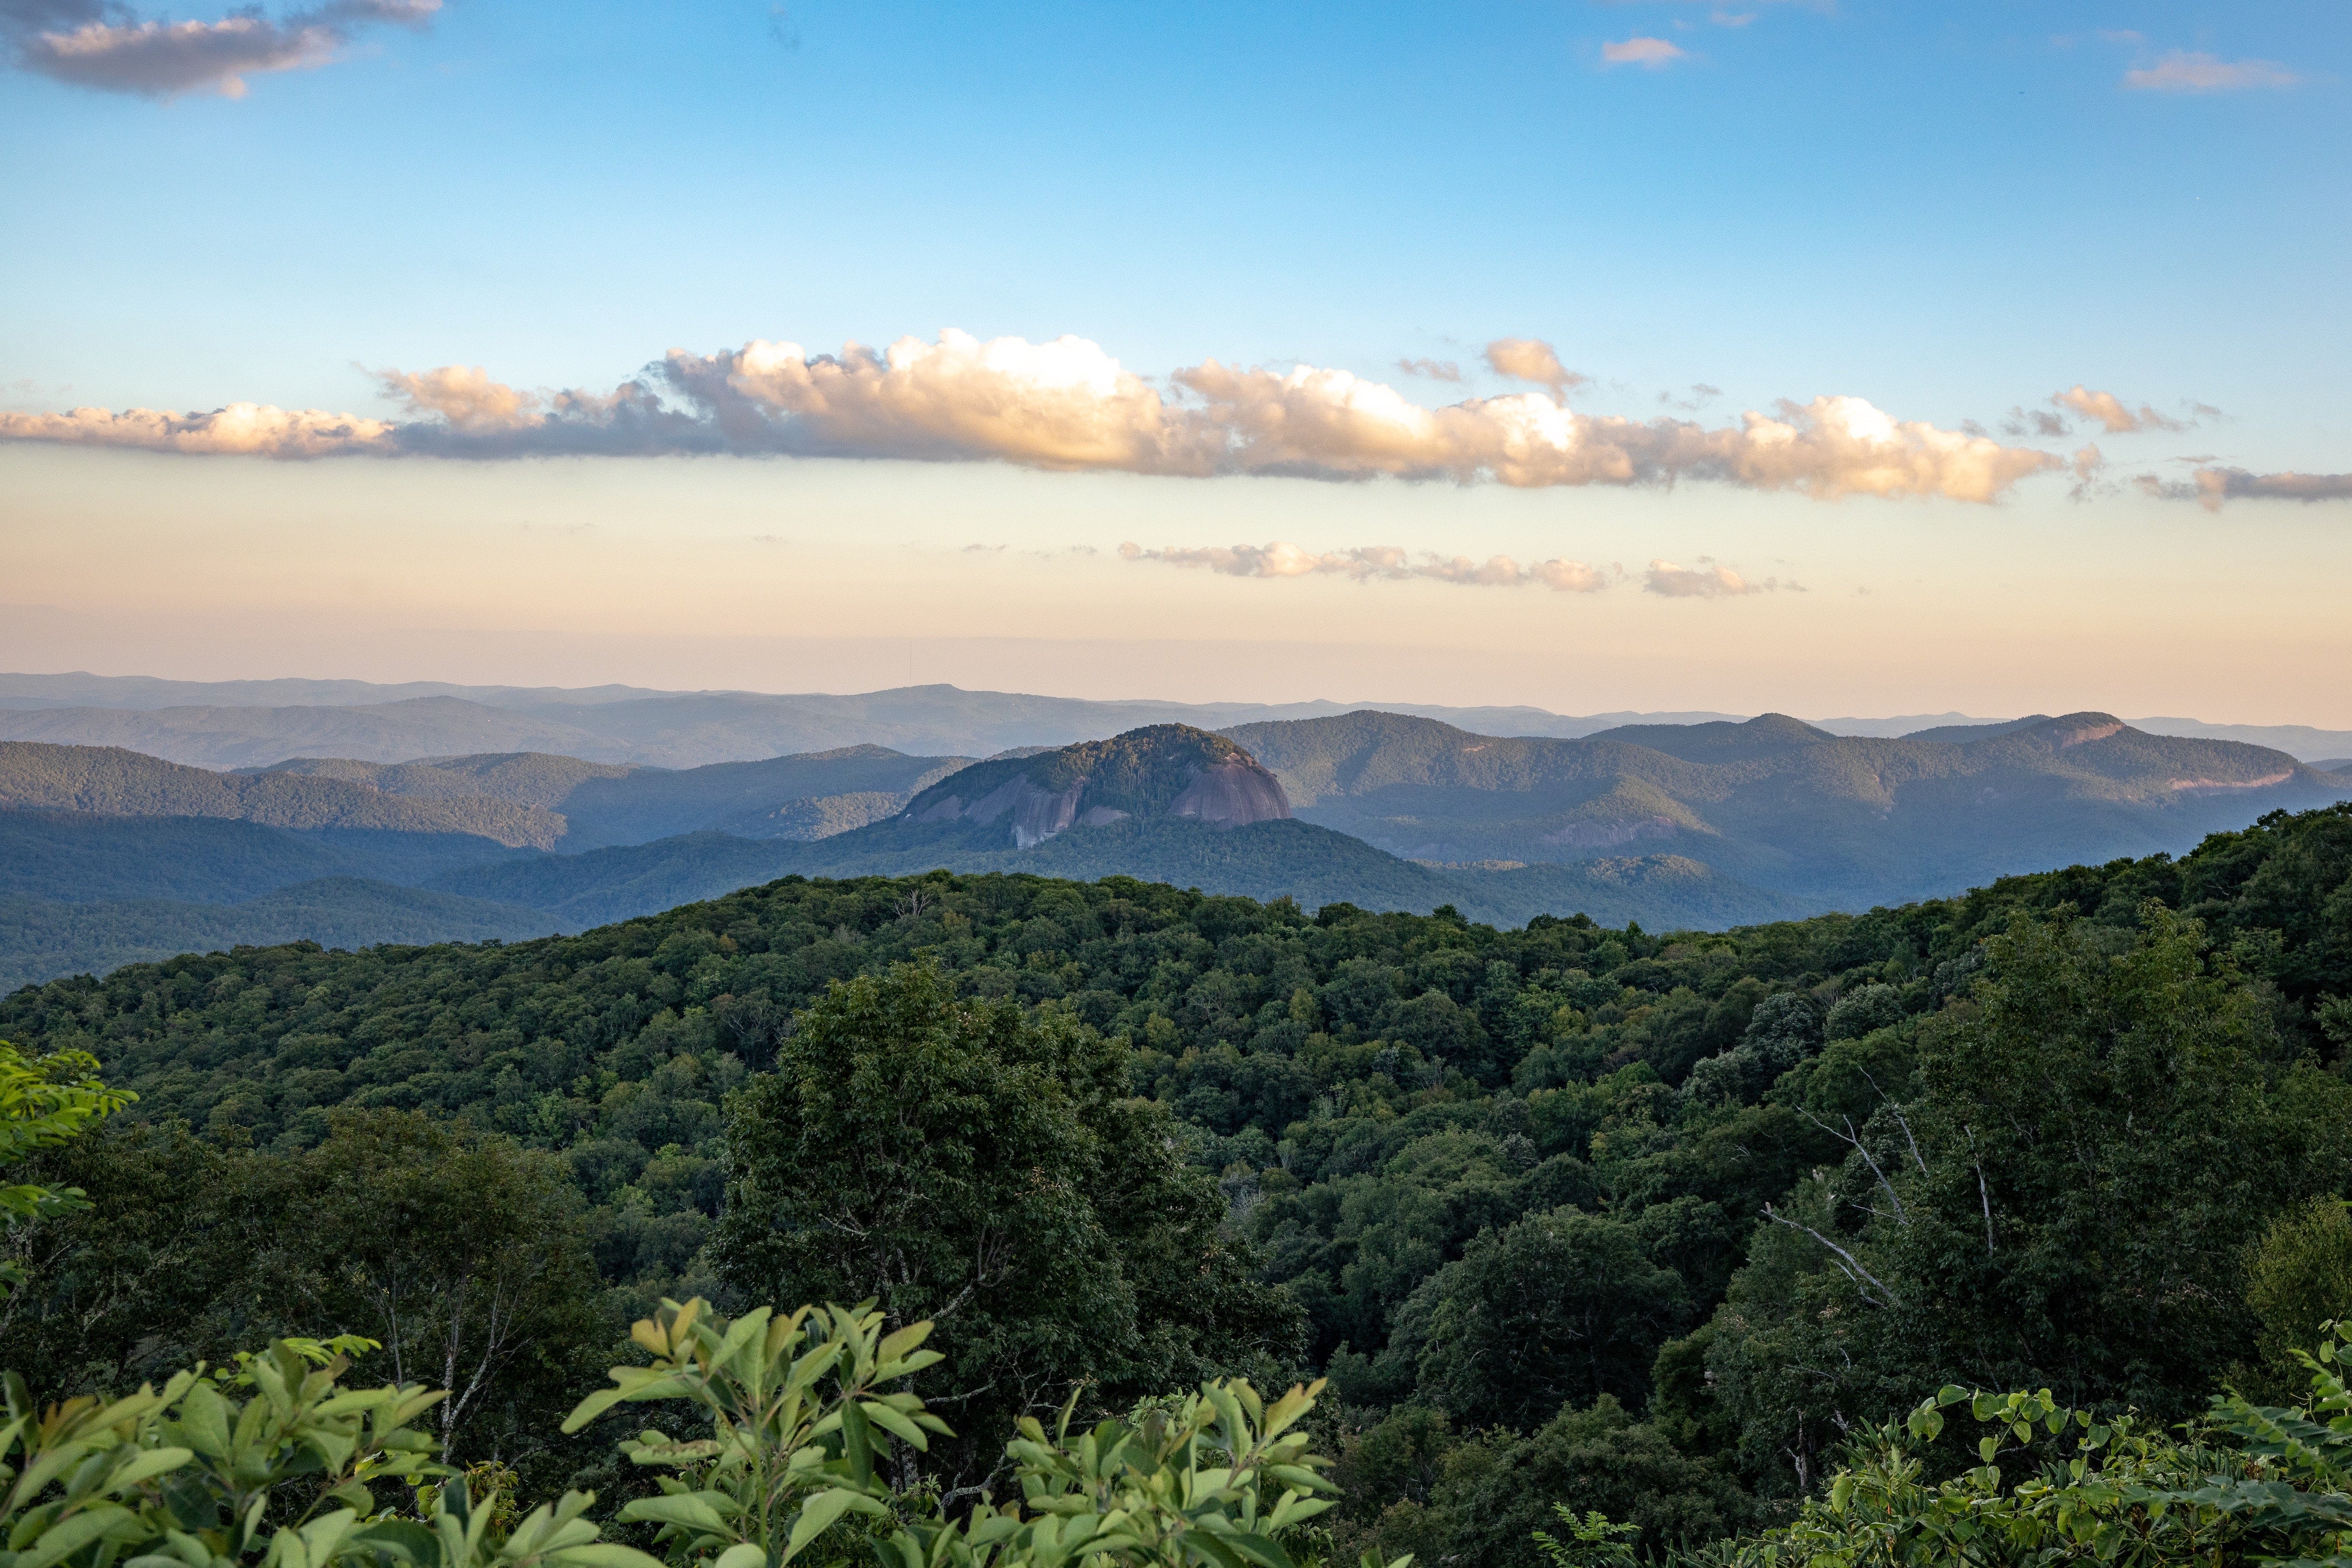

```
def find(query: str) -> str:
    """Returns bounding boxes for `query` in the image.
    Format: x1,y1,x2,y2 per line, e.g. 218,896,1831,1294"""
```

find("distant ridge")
4,673,2348,764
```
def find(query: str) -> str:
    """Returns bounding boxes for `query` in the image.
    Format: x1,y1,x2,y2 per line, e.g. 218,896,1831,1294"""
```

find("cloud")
2000,406,2071,439
1483,338,1590,397
2122,50,2298,92
4,0,436,97
1644,558,1793,597
1602,35,1687,67
0,401,395,454
1120,541,1613,592
1396,357,1462,383
2050,384,2186,434
0,327,2067,503
2147,467,2352,511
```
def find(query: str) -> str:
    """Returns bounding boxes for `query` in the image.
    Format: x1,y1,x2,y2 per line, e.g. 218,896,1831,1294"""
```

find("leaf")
858,1402,929,1452
874,1322,934,1366
1218,1532,1298,1568
107,1447,194,1493
617,1495,733,1532
710,1544,768,1568
546,1548,673,1568
782,1492,866,1564
18,1504,134,1568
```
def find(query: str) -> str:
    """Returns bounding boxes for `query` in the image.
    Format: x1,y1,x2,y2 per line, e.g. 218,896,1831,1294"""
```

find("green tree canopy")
711,962,1300,1486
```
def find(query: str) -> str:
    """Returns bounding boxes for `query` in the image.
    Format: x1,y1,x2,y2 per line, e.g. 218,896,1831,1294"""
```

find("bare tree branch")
1762,1203,1903,1308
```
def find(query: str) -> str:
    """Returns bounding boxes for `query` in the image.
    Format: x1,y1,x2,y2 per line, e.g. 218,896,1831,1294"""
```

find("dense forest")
3,801,2350,1568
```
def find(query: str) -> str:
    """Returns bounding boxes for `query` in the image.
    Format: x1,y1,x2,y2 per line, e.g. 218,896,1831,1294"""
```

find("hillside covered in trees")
2,801,2349,1566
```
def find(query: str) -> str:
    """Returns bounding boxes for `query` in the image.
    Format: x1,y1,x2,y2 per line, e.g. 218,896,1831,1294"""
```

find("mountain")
1224,709,2352,911
0,742,565,847
423,725,1793,932
0,742,991,988
245,744,970,849
0,877,557,995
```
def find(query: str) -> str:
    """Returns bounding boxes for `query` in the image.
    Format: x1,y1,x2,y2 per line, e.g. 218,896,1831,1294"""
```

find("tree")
1409,1207,1686,1429
0,1040,133,1297
273,1110,611,1468
1706,906,2352,1493
712,963,1298,1488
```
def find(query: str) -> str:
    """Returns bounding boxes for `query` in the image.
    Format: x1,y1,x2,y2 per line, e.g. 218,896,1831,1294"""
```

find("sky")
1,0,2346,721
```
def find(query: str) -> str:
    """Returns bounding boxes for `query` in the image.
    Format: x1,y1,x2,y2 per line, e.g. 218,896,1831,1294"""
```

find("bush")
0,1296,1367,1568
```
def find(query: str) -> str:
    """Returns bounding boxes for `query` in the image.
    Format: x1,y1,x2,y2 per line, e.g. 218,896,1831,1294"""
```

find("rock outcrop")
899,725,1290,850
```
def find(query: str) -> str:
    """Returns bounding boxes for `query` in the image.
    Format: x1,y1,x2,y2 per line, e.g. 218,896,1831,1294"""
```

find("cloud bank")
1120,541,1611,592
0,328,2066,503
3,0,437,97
2148,467,2352,511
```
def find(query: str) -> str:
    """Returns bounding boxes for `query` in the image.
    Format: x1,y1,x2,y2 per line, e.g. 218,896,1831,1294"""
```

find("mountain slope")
0,877,557,994
0,742,565,847
245,745,972,848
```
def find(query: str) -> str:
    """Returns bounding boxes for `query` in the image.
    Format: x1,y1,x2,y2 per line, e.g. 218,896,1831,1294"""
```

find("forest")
3,800,2350,1568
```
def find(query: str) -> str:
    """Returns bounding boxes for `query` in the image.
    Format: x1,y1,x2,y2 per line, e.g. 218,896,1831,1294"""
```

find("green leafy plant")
1530,1507,1638,1568
561,1298,949,1568
883,1374,1349,1568
0,1041,134,1296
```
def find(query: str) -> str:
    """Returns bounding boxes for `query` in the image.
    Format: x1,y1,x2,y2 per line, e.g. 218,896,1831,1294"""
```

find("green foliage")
0,1041,132,1296
0,879,556,997
2251,1202,2352,1392
1530,1507,1638,1568
6,801,2352,1565
1,1112,609,1490
0,1298,1356,1568
562,1298,948,1568
886,1370,1339,1568
712,964,1300,1481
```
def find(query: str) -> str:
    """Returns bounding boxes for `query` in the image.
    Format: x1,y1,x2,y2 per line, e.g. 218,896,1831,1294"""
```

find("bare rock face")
1169,760,1291,827
896,725,1291,849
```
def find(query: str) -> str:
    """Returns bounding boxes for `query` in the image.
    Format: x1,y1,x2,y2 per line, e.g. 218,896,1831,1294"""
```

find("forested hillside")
4,802,2349,1564
0,741,566,845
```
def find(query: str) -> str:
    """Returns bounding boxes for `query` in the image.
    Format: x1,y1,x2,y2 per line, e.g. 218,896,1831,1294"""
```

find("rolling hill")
0,877,557,995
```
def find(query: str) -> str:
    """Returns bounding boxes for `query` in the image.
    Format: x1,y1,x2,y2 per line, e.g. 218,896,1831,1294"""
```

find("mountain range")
7,672,2348,767
3,695,2348,993
1229,709,2348,909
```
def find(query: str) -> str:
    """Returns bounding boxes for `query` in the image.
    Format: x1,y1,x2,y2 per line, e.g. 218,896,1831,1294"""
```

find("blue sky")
2,0,2346,718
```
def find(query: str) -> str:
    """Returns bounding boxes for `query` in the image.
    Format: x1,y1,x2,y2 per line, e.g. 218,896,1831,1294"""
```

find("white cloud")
5,0,438,98
0,401,395,454
1483,337,1589,397
0,328,2066,503
1396,356,1463,383
2122,50,2298,92
1645,558,1793,597
1120,542,1613,592
1602,35,1687,67
2050,383,2186,434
